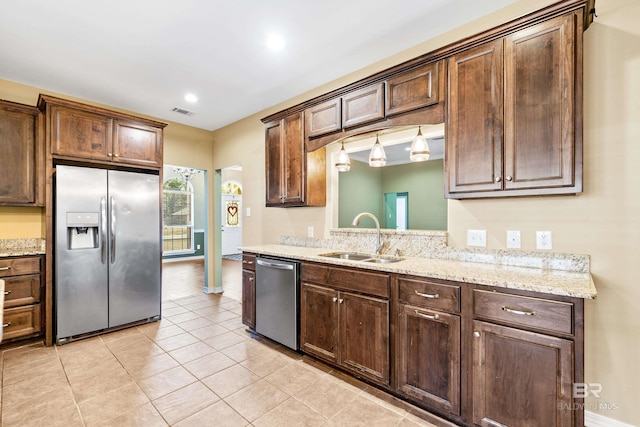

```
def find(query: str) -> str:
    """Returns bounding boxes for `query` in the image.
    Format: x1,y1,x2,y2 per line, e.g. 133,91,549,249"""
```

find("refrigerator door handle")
100,196,107,264
110,196,116,264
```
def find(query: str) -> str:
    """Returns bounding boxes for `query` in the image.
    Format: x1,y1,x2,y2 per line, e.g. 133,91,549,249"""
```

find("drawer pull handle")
0,266,11,271
4,290,11,295
3,322,11,328
414,290,439,299
242,260,254,264
502,306,536,316
414,310,439,320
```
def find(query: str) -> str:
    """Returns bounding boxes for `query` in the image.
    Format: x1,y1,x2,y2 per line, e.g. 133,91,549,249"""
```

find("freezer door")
108,170,161,327
55,165,109,339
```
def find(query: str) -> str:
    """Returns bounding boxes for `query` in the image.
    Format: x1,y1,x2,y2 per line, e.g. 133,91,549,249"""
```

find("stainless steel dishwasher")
255,256,300,350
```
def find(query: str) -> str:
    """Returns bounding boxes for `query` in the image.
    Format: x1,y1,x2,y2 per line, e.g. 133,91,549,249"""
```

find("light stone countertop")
0,238,46,257
242,244,597,299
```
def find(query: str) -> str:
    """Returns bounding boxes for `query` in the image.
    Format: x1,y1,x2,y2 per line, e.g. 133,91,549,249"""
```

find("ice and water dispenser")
66,212,100,250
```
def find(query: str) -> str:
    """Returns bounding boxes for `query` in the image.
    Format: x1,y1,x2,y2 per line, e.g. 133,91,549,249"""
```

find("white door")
221,194,242,255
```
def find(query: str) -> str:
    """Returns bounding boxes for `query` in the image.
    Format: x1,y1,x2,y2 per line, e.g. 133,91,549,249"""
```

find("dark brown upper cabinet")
39,95,165,170
305,98,341,138
446,11,583,198
265,112,326,207
385,61,440,116
0,100,43,206
342,82,385,129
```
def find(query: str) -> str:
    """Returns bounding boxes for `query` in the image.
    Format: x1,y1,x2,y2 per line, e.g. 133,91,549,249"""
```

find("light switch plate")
467,229,487,247
246,207,251,217
308,226,314,238
507,230,521,249
536,231,552,250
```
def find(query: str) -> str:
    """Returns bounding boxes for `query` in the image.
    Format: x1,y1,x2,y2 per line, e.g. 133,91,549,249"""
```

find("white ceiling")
1,0,517,131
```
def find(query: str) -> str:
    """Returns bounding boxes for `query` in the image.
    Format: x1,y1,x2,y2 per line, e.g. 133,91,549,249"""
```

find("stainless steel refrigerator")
55,165,161,343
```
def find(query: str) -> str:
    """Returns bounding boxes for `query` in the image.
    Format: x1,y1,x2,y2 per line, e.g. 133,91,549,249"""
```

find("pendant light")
410,126,430,162
368,134,386,167
335,141,351,172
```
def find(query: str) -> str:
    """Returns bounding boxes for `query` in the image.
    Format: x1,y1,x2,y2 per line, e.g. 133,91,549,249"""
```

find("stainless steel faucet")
352,212,384,256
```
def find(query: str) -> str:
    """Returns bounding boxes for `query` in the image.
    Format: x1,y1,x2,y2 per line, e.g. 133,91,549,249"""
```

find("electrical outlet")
197,244,201,250
536,231,552,250
308,226,314,238
467,229,487,247
506,230,521,249
246,207,251,217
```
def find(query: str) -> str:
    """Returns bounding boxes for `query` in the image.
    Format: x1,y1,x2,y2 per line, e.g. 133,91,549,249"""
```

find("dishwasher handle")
256,259,295,270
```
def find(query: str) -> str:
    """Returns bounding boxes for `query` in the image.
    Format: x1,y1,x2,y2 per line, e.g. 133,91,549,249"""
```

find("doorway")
384,192,409,230
215,166,243,300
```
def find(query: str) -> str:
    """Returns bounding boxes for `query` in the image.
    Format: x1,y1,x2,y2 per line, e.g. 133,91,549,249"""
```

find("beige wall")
210,1,640,423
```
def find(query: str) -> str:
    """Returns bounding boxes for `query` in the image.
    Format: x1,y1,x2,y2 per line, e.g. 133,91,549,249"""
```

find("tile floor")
0,260,446,426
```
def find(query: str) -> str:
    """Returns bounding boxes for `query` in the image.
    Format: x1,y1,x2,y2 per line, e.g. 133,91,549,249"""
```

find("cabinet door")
113,120,162,167
446,39,504,195
473,320,573,427
386,62,439,116
339,291,389,386
0,102,38,205
396,305,460,415
50,105,113,161
300,283,338,363
281,112,305,204
342,83,385,128
306,98,341,138
265,120,283,205
241,269,255,329
504,14,576,190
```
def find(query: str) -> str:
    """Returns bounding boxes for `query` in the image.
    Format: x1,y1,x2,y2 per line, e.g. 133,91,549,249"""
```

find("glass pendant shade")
410,127,430,162
369,135,386,167
335,141,351,172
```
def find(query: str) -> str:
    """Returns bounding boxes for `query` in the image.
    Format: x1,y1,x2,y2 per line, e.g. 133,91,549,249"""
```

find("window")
162,177,194,253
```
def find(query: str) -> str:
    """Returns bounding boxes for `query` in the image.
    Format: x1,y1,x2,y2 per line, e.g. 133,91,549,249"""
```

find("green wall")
338,159,447,230
338,160,382,227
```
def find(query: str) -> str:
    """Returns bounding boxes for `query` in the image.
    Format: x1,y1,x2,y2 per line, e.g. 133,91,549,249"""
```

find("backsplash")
280,229,590,273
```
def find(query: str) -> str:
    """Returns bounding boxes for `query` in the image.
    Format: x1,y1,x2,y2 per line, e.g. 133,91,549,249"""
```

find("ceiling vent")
171,107,196,116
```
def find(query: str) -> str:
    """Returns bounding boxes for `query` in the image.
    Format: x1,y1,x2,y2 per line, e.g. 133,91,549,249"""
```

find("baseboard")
162,255,204,263
586,411,636,427
203,286,224,294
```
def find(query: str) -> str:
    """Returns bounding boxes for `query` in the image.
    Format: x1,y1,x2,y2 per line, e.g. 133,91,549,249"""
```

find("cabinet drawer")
242,253,256,271
0,257,40,277
2,304,41,340
3,274,41,308
399,277,460,313
473,290,573,335
302,263,389,298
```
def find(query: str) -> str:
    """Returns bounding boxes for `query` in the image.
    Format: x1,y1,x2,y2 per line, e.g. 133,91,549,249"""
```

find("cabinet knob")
495,176,502,182
4,290,11,295
114,153,119,157
332,297,338,302
108,153,113,157
3,322,11,328
0,266,11,271
474,331,480,338
338,298,344,304
506,175,513,181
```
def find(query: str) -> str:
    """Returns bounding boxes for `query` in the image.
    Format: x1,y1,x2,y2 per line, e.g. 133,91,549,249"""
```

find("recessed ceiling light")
266,33,285,51
184,93,198,103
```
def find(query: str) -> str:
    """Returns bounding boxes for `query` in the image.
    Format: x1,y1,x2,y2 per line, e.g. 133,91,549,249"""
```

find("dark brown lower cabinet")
300,282,389,386
396,304,460,416
241,269,255,329
472,320,573,427
300,283,339,363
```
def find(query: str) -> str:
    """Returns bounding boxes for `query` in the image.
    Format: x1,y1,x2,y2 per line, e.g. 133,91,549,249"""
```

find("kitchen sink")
362,256,403,264
319,252,403,264
319,252,371,261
